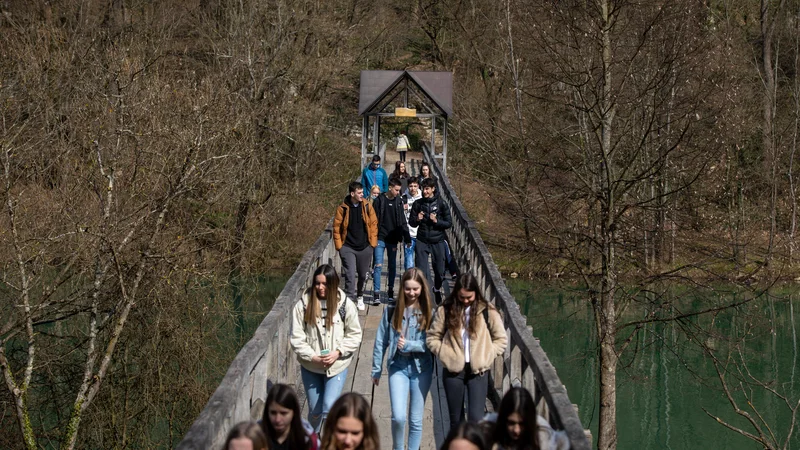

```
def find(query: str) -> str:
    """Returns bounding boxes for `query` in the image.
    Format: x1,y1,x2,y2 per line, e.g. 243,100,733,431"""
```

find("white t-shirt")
403,307,413,338
461,306,471,363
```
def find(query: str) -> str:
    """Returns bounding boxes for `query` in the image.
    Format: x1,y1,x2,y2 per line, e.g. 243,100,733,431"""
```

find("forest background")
2,0,799,448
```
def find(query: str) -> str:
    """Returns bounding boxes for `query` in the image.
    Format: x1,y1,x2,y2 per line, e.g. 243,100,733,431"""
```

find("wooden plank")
432,360,449,448
351,336,376,396
343,315,367,393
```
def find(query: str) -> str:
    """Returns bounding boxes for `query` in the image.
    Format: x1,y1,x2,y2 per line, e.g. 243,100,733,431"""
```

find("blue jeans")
404,238,416,270
388,354,433,450
301,367,348,433
373,240,398,295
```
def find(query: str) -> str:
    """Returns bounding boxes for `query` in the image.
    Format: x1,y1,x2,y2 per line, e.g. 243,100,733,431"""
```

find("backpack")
385,305,396,324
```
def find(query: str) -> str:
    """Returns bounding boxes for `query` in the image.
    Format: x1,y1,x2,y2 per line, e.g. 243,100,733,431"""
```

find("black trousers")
442,363,489,431
414,240,447,292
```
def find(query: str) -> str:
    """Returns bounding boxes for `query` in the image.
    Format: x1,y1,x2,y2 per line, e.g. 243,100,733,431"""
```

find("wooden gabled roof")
358,70,453,118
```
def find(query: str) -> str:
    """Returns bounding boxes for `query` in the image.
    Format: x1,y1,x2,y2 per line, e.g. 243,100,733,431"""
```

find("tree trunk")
597,1,618,448
597,210,618,450
762,0,779,266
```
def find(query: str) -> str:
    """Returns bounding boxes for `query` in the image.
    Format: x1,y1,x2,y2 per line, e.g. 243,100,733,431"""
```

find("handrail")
179,149,590,449
176,220,338,450
423,145,591,449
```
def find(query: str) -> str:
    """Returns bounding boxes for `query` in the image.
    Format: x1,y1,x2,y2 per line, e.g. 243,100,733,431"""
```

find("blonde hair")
393,268,432,332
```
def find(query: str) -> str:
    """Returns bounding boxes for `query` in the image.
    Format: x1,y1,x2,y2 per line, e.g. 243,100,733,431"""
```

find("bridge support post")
372,116,380,156
442,117,448,174
361,116,368,168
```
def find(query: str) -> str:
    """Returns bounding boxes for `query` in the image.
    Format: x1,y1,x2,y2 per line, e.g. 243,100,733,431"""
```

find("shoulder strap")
386,305,395,324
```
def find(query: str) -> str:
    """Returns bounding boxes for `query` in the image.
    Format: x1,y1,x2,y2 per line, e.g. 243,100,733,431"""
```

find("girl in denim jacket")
370,268,434,450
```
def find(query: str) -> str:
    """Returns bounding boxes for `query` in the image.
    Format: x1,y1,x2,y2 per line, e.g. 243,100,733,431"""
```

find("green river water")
507,281,800,450
241,277,799,449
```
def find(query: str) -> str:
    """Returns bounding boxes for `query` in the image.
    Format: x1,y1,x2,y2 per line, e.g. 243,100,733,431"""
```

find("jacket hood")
342,195,364,205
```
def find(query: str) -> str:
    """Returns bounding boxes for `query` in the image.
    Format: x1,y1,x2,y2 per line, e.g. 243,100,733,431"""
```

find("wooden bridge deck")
299,292,455,450
176,145,591,450
300,237,455,449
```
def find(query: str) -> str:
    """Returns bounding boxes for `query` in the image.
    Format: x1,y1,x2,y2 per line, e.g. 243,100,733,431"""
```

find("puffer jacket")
371,306,433,380
426,301,507,374
333,196,378,251
290,288,363,377
407,194,451,244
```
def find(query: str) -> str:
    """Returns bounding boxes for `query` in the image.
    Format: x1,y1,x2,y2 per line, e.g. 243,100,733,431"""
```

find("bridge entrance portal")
358,70,452,173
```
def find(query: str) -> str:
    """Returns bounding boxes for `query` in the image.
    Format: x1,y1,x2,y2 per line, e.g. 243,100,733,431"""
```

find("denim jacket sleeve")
371,308,390,379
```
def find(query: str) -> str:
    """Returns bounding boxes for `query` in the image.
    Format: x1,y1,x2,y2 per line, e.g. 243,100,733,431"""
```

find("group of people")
220,155,567,450
287,261,507,449
223,384,567,450
223,384,377,450
349,156,454,311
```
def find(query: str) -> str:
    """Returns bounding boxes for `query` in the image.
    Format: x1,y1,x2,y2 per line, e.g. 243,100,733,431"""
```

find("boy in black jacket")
408,178,452,304
372,178,412,304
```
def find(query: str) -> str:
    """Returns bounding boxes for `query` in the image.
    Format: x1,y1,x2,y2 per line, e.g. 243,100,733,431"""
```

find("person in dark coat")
372,178,411,303
408,177,452,304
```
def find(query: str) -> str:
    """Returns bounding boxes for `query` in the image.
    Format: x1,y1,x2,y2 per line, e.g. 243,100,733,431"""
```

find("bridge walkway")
176,145,591,450
297,148,452,449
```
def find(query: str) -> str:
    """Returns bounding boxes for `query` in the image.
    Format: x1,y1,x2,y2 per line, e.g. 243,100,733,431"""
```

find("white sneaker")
356,297,365,311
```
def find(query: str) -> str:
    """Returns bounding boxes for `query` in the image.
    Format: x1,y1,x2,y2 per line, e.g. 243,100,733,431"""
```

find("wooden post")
361,115,368,168
442,117,448,174
373,116,381,156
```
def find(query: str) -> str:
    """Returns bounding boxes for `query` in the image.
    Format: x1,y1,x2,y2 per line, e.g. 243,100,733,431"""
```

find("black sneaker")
370,291,382,306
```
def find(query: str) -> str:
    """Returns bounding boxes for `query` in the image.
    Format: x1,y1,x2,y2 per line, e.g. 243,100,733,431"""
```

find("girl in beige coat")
427,273,507,431
290,264,363,433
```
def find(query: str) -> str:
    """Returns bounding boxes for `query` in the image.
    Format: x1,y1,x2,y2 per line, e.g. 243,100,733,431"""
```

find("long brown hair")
493,387,541,450
321,393,380,450
261,384,308,450
443,273,490,338
304,264,340,329
391,160,408,178
224,421,268,450
392,268,432,332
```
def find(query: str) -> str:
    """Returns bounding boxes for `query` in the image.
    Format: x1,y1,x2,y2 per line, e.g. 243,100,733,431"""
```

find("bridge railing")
176,221,338,450
424,146,591,449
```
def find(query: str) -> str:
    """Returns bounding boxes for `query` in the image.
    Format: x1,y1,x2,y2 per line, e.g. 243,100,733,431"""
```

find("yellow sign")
395,107,417,117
